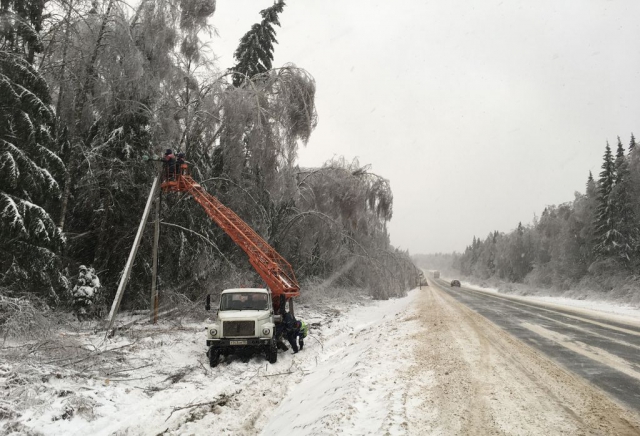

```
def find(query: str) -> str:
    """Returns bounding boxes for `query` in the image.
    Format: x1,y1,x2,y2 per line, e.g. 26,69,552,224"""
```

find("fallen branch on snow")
105,363,153,376
109,375,154,382
41,341,138,367
260,358,297,377
165,391,240,422
260,371,295,377
308,334,324,351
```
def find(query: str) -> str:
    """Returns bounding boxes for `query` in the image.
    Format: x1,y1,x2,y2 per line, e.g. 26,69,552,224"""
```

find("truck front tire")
266,339,278,364
208,347,220,367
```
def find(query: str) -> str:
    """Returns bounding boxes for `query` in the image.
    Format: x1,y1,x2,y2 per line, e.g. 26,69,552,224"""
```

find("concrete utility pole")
106,175,160,335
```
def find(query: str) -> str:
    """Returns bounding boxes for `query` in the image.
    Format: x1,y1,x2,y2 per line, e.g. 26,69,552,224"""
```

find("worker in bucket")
293,320,308,351
176,151,186,176
162,148,176,180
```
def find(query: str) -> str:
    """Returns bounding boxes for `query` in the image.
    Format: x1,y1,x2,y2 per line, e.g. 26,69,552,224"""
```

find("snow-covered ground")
5,284,640,435
262,292,420,436
1,290,420,436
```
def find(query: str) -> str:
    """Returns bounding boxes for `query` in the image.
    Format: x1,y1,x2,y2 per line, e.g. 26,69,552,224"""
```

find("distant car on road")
450,280,461,287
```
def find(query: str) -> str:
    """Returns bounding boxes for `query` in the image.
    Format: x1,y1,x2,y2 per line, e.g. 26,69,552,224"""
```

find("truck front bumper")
207,338,271,347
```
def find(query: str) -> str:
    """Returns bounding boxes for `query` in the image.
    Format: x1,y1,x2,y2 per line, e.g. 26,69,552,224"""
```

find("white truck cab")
205,288,278,367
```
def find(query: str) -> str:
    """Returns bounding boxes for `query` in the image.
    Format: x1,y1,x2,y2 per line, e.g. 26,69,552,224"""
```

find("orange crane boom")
161,165,300,310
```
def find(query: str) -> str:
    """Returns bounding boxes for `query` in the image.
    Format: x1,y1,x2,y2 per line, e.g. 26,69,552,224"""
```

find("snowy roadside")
261,290,420,436
1,290,419,436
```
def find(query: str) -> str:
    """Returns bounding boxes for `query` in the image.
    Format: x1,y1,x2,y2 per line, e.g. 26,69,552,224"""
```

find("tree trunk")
55,0,74,119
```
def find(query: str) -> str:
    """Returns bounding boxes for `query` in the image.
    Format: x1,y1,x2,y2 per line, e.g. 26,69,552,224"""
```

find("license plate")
230,340,247,345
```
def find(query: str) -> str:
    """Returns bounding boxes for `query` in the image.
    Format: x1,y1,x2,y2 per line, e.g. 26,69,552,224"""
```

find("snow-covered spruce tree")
627,134,640,259
0,0,46,63
615,137,625,183
230,0,286,87
586,171,596,195
576,171,599,267
0,51,64,297
611,139,637,266
70,265,102,319
594,141,621,261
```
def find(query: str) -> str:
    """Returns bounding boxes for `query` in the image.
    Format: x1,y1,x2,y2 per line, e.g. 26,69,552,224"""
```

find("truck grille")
223,321,255,337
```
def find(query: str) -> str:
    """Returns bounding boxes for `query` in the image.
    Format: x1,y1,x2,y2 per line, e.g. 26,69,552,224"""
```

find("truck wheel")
208,347,220,367
267,340,278,364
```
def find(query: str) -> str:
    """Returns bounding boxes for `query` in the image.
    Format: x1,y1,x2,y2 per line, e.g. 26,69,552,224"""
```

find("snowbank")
262,290,419,435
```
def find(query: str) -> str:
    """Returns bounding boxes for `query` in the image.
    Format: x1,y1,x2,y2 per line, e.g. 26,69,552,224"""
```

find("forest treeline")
419,136,640,299
0,0,416,312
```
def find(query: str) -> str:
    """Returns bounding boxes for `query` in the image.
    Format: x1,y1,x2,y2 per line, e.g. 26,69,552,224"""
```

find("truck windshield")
220,292,269,311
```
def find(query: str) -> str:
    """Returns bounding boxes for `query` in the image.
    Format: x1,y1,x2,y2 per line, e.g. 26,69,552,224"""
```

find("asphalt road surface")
431,278,640,414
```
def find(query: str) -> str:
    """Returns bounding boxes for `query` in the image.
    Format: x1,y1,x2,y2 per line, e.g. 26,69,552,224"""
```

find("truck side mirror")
205,294,211,311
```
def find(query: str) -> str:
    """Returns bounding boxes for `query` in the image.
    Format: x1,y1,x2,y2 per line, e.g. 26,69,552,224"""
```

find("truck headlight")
262,328,270,336
209,328,217,337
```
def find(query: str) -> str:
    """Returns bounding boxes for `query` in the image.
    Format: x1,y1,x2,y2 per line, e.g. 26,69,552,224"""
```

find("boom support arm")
162,172,299,307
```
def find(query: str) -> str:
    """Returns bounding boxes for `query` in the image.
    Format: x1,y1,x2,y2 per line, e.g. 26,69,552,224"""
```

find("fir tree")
0,0,46,64
0,50,64,295
611,138,636,265
230,0,286,87
586,171,596,198
582,171,599,264
615,136,625,183
594,141,620,259
630,133,637,152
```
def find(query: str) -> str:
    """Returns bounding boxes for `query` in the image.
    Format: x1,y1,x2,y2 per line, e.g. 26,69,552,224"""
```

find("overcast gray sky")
209,0,640,254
